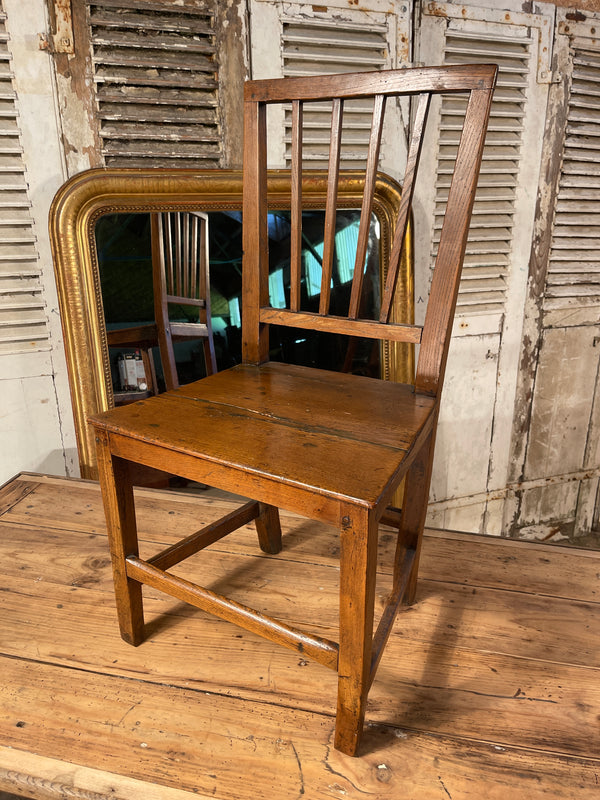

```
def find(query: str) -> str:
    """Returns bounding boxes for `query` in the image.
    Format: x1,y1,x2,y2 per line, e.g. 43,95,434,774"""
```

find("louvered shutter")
249,0,408,171
417,2,554,536
281,18,389,167
417,2,554,333
544,43,600,312
0,2,48,355
87,0,221,168
512,12,600,540
434,29,532,315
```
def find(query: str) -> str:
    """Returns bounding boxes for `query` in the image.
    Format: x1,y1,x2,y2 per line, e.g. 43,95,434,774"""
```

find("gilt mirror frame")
50,167,413,479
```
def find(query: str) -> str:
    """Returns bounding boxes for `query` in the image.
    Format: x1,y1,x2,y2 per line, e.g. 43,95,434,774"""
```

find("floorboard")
1,473,599,799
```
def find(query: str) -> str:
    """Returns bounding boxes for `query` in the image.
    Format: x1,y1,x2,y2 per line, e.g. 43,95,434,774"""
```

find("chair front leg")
335,504,378,756
95,429,145,646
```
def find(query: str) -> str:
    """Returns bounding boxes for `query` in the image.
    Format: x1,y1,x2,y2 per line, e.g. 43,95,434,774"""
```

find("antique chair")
107,210,216,397
89,64,497,755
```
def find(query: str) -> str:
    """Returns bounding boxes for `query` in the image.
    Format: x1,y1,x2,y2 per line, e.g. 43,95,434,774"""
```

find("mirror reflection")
95,209,382,404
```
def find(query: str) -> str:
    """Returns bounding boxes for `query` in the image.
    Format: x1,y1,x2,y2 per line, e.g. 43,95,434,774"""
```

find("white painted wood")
526,326,600,480
0,0,77,483
248,0,409,177
427,333,500,533
0,373,74,482
417,1,554,535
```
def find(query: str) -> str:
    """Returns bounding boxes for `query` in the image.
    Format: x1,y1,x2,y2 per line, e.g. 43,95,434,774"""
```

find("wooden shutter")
281,18,389,168
434,28,532,315
544,44,600,313
418,2,553,331
87,0,221,168
512,11,600,540
417,2,554,536
249,0,407,171
0,2,48,355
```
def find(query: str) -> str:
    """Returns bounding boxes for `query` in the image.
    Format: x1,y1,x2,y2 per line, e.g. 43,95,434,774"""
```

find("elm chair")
107,210,216,397
90,64,497,756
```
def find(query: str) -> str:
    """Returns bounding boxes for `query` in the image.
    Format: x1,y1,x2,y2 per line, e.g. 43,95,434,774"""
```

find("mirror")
50,168,413,478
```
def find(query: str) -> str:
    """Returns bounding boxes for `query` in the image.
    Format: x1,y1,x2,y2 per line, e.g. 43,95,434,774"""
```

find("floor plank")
1,571,599,758
4,476,599,603
1,518,598,668
1,474,600,798
2,657,600,800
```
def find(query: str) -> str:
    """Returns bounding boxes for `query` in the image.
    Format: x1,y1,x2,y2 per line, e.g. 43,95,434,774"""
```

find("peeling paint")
48,0,102,174
51,0,74,54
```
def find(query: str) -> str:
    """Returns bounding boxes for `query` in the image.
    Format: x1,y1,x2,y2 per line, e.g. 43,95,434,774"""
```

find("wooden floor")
1,473,599,799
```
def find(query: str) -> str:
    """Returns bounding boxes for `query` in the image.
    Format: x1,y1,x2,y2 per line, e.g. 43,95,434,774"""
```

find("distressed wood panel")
428,333,499,533
87,0,221,168
524,325,600,482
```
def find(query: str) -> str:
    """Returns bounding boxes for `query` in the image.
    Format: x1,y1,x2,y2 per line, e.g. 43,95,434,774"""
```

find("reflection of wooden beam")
106,324,158,348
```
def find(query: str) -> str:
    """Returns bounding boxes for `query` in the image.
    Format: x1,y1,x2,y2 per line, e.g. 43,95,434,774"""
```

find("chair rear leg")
255,502,282,554
397,427,437,606
335,505,378,756
95,430,145,645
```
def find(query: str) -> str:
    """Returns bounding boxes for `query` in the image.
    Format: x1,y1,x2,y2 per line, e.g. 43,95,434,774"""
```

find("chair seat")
91,362,436,519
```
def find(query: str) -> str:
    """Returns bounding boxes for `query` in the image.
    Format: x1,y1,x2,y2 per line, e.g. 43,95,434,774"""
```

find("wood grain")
4,476,599,603
0,745,207,800
88,363,437,510
2,474,600,797
0,477,40,517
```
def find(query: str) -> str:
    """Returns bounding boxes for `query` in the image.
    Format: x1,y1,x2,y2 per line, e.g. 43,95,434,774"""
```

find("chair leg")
397,427,437,606
335,505,378,756
95,430,145,646
255,503,282,554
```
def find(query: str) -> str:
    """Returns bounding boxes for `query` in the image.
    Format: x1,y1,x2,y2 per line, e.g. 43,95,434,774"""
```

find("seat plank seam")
152,394,427,453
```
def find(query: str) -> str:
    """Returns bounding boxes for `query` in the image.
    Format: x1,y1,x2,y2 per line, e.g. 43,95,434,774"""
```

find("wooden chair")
107,211,216,397
89,65,497,756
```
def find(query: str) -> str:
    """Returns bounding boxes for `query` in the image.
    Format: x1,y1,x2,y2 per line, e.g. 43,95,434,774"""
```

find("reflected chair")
107,211,216,398
90,65,497,755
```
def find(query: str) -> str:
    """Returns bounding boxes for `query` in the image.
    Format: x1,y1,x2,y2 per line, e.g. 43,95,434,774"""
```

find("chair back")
242,65,497,396
151,211,217,389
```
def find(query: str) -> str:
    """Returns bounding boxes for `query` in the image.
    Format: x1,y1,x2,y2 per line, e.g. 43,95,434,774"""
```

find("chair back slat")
197,213,208,304
319,97,344,315
290,100,303,312
190,214,199,299
174,213,182,296
162,214,174,296
243,99,270,364
157,211,212,306
242,65,497,394
380,91,430,323
348,93,386,320
151,210,216,389
182,212,190,297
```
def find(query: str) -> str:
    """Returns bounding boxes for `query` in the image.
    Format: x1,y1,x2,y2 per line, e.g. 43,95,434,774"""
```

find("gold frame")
50,167,413,479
